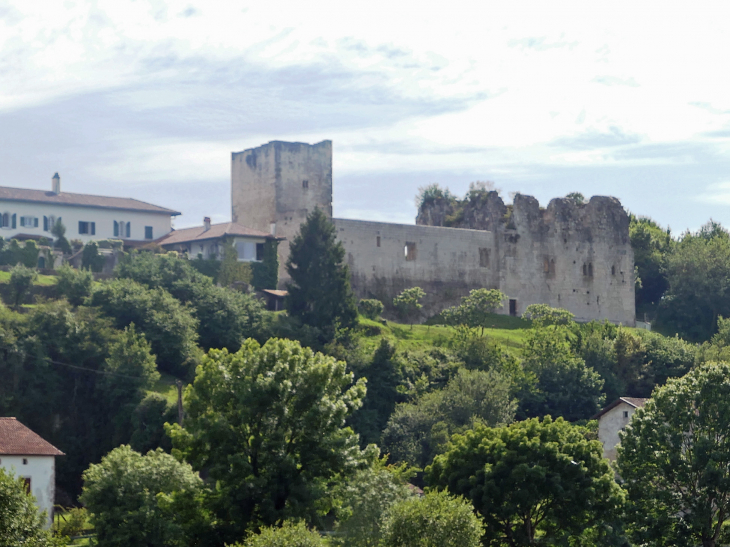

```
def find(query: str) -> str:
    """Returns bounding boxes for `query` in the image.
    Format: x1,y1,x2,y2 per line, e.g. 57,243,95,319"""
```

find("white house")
592,397,649,461
0,417,64,528
0,173,180,245
157,217,280,261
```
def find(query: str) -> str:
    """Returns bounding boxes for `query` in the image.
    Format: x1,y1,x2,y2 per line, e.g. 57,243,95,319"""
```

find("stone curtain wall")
333,219,498,318
231,140,332,283
231,140,635,325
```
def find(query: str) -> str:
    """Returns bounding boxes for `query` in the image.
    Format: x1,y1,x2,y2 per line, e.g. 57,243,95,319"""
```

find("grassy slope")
0,270,57,285
357,314,532,355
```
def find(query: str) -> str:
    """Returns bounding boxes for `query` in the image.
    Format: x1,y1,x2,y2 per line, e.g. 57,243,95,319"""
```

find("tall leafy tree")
167,338,370,542
618,361,730,547
443,288,506,334
428,417,625,547
393,287,426,328
660,222,730,341
81,446,207,547
286,208,358,341
630,216,673,308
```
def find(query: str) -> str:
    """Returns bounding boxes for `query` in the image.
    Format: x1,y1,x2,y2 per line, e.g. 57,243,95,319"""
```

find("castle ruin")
232,140,635,325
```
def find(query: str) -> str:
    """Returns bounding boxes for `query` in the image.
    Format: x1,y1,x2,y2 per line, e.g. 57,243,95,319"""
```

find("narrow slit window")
376,236,381,247
479,248,490,268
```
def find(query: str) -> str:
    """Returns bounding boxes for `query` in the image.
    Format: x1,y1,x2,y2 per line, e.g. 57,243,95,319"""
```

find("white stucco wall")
0,455,56,528
168,235,268,261
598,402,639,461
0,200,174,243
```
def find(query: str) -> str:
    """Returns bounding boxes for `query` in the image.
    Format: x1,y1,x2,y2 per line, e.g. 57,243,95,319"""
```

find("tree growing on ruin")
286,208,358,342
393,287,426,329
618,361,730,547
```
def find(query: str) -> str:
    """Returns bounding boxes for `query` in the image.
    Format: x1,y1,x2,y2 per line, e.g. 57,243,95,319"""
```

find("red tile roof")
0,185,180,216
157,222,279,246
0,418,64,456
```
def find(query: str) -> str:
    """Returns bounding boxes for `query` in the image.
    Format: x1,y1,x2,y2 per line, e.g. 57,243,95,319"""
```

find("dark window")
91,222,96,236
623,410,629,418
145,226,153,240
33,217,38,228
11,214,15,229
405,242,417,261
611,265,616,275
79,221,89,234
302,180,309,189
256,243,265,261
376,236,381,247
43,216,48,231
509,299,517,316
479,248,490,267
588,263,593,277
113,221,119,237
582,263,587,276
125,222,130,238
22,458,28,465
1,213,7,227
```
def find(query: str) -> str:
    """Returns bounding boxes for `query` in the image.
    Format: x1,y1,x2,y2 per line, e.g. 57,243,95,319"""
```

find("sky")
1,0,730,232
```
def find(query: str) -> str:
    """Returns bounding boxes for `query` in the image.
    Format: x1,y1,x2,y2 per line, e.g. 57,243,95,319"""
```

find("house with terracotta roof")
592,397,649,460
0,173,180,245
0,418,64,528
157,217,282,263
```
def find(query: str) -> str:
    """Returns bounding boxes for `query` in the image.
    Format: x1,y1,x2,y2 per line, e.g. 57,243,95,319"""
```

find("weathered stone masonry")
232,140,635,325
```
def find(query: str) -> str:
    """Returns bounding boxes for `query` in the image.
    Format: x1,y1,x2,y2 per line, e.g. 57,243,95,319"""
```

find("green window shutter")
34,217,38,228
113,221,118,237
91,222,95,235
11,214,16,229
43,216,48,231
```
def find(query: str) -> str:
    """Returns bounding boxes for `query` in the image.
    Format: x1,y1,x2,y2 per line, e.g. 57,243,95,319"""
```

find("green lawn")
150,373,184,405
357,315,531,355
0,270,57,285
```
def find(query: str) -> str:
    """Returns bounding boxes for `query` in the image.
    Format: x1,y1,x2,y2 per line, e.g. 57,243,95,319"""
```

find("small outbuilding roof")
262,289,288,297
0,418,64,456
0,185,180,216
591,397,649,420
157,222,280,245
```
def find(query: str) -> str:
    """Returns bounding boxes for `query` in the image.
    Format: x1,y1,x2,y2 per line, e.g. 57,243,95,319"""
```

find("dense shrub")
358,299,384,320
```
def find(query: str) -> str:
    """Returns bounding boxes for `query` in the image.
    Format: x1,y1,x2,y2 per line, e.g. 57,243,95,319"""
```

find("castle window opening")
256,243,265,261
588,263,593,277
302,180,309,189
509,299,517,317
377,236,381,247
405,242,417,261
583,263,587,276
550,259,555,275
611,265,616,275
479,248,490,268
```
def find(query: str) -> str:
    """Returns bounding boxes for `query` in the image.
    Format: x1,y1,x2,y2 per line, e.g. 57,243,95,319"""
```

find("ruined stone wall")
333,219,497,317
231,140,332,282
417,192,635,324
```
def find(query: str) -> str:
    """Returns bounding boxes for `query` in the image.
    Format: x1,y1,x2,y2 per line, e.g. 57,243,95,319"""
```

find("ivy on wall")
252,239,279,290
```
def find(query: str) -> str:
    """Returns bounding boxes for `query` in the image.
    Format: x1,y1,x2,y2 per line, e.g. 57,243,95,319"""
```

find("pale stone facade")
231,140,636,325
593,398,648,460
231,141,332,281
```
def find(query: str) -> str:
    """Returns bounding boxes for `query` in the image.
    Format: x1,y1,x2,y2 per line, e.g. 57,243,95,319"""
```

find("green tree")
358,298,384,320
442,288,506,334
659,222,730,341
218,240,252,287
518,326,605,421
617,361,730,547
251,239,280,291
380,490,484,547
90,278,201,377
51,219,71,254
630,215,673,308
8,263,37,308
393,287,426,329
130,393,176,453
81,445,207,547
236,521,327,547
428,417,625,547
332,458,416,547
286,208,358,341
0,467,55,547
167,338,370,541
81,241,106,272
116,252,265,350
566,191,586,204
55,264,93,306
382,368,515,468
522,303,574,327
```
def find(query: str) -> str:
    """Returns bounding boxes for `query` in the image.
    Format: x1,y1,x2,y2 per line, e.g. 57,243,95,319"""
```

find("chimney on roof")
204,217,211,231
52,173,60,194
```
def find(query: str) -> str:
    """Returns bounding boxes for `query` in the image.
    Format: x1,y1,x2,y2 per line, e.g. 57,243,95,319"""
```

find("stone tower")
231,140,333,284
